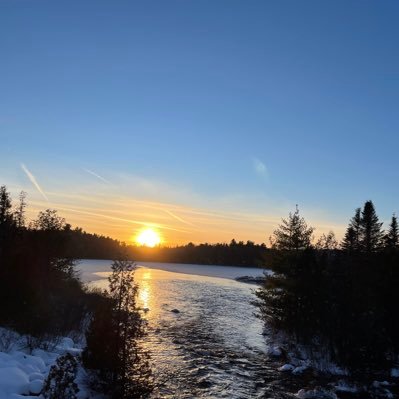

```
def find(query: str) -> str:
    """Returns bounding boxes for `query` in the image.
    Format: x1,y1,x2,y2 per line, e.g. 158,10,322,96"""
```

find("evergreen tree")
0,185,12,225
83,259,152,398
14,191,27,229
384,214,399,249
43,354,79,399
360,200,383,252
0,186,14,251
342,226,356,252
271,206,314,251
341,208,361,251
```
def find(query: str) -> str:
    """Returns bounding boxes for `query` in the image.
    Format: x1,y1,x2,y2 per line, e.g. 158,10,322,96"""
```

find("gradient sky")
1,1,399,245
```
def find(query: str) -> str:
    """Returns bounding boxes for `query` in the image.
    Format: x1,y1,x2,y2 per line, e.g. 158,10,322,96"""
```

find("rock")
372,380,390,388
334,381,359,393
142,307,150,313
278,364,295,372
58,337,74,349
235,276,265,284
296,388,337,399
197,378,212,388
171,309,180,313
29,379,44,395
267,346,282,357
391,368,399,378
292,365,308,375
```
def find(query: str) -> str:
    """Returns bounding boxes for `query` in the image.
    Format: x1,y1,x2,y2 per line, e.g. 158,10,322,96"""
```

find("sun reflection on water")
139,283,150,309
137,270,153,311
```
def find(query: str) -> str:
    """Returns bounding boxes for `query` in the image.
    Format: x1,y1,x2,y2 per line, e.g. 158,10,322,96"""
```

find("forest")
256,202,399,376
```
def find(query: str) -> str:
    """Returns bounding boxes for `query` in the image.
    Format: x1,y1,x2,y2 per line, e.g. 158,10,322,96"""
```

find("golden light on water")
135,228,161,247
137,270,153,310
139,284,150,309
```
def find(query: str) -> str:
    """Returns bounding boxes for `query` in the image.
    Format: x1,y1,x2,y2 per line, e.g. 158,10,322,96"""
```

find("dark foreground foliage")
0,186,91,337
0,185,152,397
256,203,399,375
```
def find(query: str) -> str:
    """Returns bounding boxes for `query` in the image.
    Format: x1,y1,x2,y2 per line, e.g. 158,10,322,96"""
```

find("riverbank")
0,327,103,399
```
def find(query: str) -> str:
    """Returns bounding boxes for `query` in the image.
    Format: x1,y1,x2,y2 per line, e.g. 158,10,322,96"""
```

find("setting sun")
135,228,161,247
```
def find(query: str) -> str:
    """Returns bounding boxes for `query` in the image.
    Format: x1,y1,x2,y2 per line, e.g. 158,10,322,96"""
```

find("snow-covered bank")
265,329,399,398
0,328,102,399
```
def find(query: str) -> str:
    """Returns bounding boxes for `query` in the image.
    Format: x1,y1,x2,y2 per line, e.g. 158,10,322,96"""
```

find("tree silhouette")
384,214,399,250
0,185,12,226
33,209,66,231
83,259,152,398
360,200,383,252
14,191,27,229
271,206,314,251
342,208,361,251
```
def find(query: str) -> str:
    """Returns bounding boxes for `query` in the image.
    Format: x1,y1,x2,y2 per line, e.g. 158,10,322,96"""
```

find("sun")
135,228,161,247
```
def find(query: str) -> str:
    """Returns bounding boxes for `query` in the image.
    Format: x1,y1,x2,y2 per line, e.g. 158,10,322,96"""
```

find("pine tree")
384,214,399,250
272,206,314,251
360,200,383,252
83,259,152,398
0,186,12,225
14,191,27,229
43,354,79,399
342,226,356,252
0,186,14,249
342,208,361,251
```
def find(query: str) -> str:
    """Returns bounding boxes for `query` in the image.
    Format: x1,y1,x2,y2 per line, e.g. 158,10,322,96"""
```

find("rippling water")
79,260,299,398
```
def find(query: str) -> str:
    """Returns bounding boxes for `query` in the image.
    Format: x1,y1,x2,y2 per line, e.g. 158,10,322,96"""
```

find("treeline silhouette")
15,223,270,268
132,240,269,267
256,202,399,377
62,227,128,260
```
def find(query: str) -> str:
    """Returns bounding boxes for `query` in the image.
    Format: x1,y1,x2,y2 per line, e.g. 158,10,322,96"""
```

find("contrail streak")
83,168,111,184
21,163,49,202
164,209,197,227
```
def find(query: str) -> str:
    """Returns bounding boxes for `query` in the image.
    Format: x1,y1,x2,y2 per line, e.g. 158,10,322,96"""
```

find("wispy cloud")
54,205,190,234
21,164,49,202
83,168,111,184
252,157,268,178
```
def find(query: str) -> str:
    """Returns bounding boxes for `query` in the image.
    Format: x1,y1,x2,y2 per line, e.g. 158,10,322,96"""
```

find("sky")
1,1,399,245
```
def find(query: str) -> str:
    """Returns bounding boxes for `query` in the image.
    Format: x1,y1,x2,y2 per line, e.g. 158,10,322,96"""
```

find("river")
78,260,306,398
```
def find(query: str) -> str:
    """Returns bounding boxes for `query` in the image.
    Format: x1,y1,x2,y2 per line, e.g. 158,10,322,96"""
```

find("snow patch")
0,367,29,395
29,379,44,394
0,327,94,399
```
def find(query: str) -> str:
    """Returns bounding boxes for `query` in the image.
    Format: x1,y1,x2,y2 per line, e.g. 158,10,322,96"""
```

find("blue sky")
1,1,399,244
